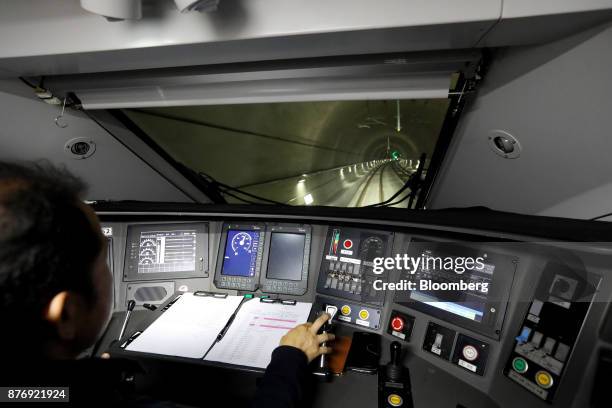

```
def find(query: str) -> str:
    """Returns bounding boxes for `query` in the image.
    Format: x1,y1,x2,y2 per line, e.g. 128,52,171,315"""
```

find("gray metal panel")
0,82,192,203
0,0,500,76
428,21,612,220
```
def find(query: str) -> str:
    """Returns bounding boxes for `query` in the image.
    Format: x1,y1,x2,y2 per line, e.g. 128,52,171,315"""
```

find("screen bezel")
265,232,307,281
393,238,516,340
214,223,265,291
260,224,311,295
123,222,209,282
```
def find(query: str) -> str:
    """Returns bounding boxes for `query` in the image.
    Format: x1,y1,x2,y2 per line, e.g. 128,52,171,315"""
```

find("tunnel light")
303,194,314,205
175,0,220,12
348,167,352,173
80,0,142,20
298,179,306,184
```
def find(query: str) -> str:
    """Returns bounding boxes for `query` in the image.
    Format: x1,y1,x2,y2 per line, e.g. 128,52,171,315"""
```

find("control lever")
379,341,413,408
118,300,136,341
313,305,338,381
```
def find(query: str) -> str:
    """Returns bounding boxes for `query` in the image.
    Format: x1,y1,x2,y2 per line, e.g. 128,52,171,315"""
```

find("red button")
391,316,405,331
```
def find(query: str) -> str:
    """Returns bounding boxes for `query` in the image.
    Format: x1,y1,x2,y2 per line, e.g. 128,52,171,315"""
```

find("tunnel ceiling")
124,99,450,187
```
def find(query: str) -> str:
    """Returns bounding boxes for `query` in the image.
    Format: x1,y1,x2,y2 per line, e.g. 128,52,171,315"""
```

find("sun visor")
42,52,479,109
74,74,451,109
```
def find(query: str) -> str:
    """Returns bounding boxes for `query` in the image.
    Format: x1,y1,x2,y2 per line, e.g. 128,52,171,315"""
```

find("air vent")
134,286,168,302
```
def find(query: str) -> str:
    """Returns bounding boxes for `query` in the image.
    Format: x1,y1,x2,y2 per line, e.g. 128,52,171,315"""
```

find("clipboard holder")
259,297,297,305
195,291,228,299
120,331,142,349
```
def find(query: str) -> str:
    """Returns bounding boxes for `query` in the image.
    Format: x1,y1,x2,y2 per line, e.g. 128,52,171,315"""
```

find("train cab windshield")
121,98,451,207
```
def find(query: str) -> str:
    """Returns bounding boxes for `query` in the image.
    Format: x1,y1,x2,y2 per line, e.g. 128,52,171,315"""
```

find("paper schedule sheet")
204,300,312,369
126,293,243,359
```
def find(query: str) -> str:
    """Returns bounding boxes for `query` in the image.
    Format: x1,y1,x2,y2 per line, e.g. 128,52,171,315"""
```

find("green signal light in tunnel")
391,151,400,160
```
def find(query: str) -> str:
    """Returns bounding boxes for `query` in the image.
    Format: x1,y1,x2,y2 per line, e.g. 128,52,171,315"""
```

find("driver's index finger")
310,313,331,333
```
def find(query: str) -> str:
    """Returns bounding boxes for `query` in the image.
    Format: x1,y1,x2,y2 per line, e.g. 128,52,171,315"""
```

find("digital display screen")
138,230,196,274
221,230,260,277
266,233,305,281
396,244,495,323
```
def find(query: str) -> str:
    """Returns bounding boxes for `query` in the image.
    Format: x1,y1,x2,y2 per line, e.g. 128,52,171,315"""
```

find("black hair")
0,161,103,350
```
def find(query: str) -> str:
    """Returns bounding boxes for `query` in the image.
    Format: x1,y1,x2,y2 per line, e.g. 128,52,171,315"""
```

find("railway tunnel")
124,99,449,207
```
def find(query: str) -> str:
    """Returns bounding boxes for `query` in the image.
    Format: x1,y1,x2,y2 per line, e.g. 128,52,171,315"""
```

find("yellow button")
341,305,351,316
359,309,369,320
535,371,553,389
388,394,403,407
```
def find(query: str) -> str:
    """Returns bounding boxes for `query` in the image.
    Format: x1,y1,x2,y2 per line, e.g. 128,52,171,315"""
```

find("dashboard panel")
96,213,612,408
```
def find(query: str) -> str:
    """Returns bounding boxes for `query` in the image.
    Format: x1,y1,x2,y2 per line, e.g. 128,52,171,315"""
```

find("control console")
316,226,393,305
504,259,601,401
379,342,413,408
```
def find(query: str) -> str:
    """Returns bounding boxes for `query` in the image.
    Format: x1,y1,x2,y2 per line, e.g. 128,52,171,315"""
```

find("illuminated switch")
554,343,570,362
391,316,405,332
340,305,351,316
542,337,556,355
531,331,544,348
515,326,531,344
388,311,415,341
462,345,479,362
535,370,553,389
512,357,528,374
387,394,403,407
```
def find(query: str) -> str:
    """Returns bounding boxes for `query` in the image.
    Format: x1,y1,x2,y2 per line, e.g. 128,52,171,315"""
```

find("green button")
512,357,528,374
244,294,254,299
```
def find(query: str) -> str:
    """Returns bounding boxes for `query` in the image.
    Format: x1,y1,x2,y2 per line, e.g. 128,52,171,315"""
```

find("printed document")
126,293,243,358
204,299,312,368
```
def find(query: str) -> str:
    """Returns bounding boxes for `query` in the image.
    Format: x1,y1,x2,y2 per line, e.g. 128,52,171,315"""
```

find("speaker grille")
134,286,168,302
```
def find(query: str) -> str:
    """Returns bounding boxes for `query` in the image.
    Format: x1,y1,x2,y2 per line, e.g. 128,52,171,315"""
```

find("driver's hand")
280,313,335,362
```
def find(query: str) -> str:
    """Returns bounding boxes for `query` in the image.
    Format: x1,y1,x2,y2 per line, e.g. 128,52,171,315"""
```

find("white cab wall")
0,0,499,76
429,22,612,220
0,81,191,202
